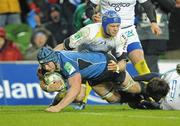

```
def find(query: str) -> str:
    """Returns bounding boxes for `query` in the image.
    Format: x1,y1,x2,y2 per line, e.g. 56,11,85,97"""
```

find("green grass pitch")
0,105,180,126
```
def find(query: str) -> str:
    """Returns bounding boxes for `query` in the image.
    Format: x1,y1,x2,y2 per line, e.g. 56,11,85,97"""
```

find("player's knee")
120,81,140,93
106,97,121,103
128,48,144,64
102,91,121,103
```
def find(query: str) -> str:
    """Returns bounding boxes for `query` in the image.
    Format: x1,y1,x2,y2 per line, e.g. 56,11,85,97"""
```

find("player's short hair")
146,77,170,101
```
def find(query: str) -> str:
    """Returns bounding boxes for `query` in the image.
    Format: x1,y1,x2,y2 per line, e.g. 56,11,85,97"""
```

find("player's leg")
128,49,150,74
82,81,92,103
91,82,121,103
122,25,150,75
119,71,141,93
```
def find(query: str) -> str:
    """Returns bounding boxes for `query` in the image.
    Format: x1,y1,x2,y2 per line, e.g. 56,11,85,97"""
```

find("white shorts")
121,25,142,53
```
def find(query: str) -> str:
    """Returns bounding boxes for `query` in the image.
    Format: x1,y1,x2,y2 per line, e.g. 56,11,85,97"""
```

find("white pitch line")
79,112,180,120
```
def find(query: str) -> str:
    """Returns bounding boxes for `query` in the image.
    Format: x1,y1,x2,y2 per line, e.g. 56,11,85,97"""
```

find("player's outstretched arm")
53,43,65,51
45,73,82,112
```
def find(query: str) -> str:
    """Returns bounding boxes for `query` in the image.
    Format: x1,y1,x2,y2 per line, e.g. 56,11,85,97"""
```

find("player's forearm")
54,74,82,110
117,60,127,72
55,88,80,111
54,43,64,51
116,52,128,72
107,59,127,73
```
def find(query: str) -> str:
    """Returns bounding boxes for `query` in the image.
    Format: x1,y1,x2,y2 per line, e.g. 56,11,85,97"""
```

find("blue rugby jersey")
56,50,107,79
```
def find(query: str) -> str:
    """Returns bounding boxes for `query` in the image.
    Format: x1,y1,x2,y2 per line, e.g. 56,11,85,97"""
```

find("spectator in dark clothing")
60,0,78,34
19,0,30,23
165,0,180,59
136,0,176,73
27,0,59,26
44,4,71,44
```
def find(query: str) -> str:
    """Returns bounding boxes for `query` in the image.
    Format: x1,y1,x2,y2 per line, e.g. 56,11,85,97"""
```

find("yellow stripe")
82,81,92,103
95,27,105,38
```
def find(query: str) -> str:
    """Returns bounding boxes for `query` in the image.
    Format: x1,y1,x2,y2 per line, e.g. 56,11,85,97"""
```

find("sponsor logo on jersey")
73,31,83,41
64,62,76,75
125,30,134,37
108,2,131,12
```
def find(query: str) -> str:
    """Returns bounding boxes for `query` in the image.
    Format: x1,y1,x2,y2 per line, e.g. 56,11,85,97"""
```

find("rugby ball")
44,72,66,91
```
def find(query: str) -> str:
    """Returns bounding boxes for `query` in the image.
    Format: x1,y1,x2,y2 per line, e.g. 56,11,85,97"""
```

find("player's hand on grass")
45,106,61,113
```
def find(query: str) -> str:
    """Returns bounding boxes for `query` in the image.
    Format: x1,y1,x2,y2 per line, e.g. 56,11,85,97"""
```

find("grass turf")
0,105,180,126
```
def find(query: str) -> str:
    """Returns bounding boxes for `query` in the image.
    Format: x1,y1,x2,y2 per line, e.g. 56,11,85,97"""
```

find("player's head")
102,10,121,37
37,46,58,71
146,78,170,101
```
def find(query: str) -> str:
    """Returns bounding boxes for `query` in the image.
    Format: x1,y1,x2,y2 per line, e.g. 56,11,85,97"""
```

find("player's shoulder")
56,50,72,59
81,23,101,37
84,23,101,30
72,24,95,40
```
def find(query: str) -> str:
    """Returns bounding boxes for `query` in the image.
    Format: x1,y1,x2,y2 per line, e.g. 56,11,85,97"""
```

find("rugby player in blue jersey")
36,47,169,112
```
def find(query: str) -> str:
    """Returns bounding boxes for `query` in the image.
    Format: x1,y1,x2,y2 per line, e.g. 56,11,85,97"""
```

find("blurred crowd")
0,0,180,72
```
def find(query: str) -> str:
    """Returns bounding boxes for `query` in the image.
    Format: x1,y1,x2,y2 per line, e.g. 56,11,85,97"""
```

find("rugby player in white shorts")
86,0,162,74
